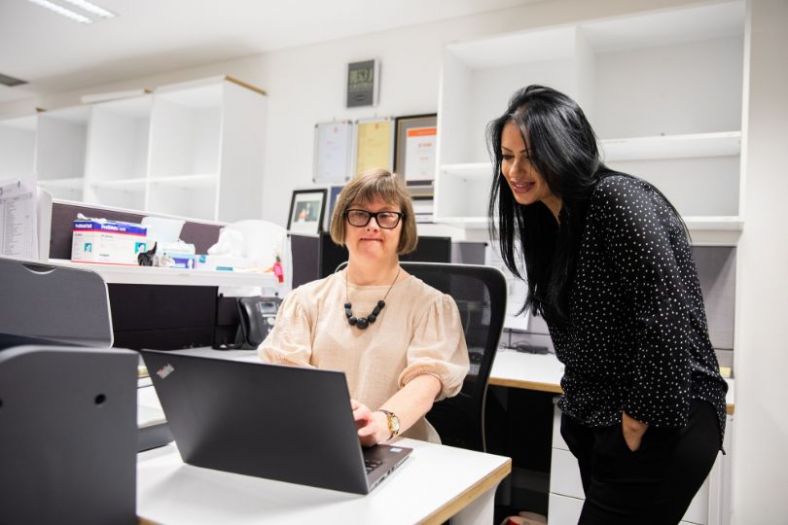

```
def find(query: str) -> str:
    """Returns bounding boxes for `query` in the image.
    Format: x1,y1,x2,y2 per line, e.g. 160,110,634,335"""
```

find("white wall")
731,0,788,522
1,0,708,226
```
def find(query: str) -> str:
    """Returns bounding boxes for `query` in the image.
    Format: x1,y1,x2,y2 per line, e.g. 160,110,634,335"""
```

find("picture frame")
394,113,438,182
324,184,345,231
287,189,327,236
346,59,380,108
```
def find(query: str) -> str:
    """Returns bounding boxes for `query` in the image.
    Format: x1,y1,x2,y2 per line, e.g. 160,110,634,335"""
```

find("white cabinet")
0,76,267,222
434,1,745,246
0,115,37,187
548,404,734,525
84,95,152,211
36,106,91,202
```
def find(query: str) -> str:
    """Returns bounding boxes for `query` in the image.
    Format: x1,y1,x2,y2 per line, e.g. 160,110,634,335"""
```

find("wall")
1,0,709,227
731,0,788,522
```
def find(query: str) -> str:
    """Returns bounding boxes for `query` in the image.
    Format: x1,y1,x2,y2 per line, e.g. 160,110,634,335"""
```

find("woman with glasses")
259,168,469,446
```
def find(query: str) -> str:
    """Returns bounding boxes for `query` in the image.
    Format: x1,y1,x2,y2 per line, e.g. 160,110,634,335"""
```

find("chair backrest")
0,256,113,350
400,262,507,452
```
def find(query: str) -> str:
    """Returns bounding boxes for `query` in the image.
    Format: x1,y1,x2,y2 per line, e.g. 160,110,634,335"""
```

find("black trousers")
560,400,721,525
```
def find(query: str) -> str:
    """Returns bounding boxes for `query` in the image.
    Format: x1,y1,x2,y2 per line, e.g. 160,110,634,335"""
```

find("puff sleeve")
257,290,314,367
398,294,470,401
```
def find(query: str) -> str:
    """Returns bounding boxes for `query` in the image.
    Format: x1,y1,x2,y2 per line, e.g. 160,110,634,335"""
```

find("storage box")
71,219,147,265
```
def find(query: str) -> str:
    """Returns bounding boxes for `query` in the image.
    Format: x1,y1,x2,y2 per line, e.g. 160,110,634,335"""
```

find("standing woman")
488,85,728,525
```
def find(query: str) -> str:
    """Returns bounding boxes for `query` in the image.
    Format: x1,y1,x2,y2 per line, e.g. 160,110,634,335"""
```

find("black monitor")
290,233,452,289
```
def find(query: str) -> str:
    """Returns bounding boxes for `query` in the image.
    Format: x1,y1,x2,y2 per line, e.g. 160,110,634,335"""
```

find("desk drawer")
549,448,584,499
548,492,583,525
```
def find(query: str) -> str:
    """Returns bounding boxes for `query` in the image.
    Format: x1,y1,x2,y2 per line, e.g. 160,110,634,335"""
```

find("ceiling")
0,0,539,103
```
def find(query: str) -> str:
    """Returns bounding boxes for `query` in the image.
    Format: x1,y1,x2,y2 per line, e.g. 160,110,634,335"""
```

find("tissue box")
71,219,147,265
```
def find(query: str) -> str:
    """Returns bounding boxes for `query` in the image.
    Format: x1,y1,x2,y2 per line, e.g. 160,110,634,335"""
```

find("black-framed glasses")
344,209,404,229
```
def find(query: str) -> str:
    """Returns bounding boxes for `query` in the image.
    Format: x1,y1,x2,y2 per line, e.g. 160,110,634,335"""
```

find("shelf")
440,163,493,180
148,174,218,188
600,132,741,162
48,259,278,288
447,25,577,68
89,178,147,191
432,214,742,245
38,177,84,190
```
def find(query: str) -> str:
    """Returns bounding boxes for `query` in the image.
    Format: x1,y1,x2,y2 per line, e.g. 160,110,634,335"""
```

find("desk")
137,349,511,525
488,348,735,414
137,439,510,525
487,348,735,525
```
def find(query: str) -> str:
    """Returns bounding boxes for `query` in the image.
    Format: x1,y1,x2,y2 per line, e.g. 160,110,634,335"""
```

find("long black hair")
487,85,604,324
488,85,688,324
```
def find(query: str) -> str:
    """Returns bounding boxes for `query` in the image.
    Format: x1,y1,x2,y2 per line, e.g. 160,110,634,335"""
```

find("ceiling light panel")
25,0,92,23
60,0,115,19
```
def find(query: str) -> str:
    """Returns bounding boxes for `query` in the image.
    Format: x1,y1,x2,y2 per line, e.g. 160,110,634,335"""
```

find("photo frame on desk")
287,189,327,236
324,184,345,231
394,114,437,182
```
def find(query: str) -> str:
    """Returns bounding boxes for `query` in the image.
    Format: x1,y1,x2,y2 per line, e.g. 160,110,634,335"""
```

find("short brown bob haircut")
329,168,418,255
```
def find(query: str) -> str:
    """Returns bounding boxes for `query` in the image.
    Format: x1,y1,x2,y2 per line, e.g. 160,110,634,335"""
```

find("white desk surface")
47,258,277,288
489,348,735,414
137,348,511,524
137,438,510,525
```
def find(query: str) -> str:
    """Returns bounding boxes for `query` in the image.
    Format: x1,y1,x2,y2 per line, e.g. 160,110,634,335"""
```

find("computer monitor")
319,232,452,277
289,232,453,289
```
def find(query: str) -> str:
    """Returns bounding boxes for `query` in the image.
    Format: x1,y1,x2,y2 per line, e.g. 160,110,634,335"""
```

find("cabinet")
0,76,267,223
548,403,734,525
434,1,745,246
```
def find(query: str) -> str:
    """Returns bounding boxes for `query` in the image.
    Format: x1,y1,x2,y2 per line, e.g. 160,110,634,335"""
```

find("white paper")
404,126,437,181
0,180,37,259
314,121,354,184
485,244,530,331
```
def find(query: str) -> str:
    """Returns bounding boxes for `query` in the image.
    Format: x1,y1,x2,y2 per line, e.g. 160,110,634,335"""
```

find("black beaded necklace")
344,267,401,329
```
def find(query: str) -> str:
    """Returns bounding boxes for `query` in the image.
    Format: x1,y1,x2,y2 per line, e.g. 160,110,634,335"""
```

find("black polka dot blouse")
548,174,728,441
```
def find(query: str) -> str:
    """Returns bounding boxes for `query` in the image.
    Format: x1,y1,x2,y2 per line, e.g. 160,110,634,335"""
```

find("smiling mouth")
510,181,535,193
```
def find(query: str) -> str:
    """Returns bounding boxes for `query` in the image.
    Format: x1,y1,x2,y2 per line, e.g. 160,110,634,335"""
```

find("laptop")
138,349,412,494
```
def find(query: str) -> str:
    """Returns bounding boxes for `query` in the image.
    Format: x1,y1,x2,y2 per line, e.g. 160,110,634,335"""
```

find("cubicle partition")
49,200,235,350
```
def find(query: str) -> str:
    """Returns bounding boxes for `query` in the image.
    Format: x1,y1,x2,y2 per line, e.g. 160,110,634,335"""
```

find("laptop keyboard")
364,458,383,474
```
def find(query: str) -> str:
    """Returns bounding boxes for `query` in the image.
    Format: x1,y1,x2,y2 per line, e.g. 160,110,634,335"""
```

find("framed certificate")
354,117,394,177
313,121,354,184
394,114,437,182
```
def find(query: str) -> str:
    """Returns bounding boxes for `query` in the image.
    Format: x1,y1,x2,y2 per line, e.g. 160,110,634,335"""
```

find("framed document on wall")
354,117,394,177
313,121,354,184
394,114,437,182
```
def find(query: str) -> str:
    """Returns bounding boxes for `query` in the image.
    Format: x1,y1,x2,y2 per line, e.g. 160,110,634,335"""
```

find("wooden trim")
225,75,267,96
419,458,512,525
489,377,735,414
489,377,563,394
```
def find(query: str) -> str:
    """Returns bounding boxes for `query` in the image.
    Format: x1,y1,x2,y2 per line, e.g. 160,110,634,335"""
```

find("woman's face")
500,120,561,217
344,195,402,265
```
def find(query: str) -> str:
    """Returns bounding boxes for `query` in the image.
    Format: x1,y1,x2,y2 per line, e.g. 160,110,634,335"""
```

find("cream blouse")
258,269,470,443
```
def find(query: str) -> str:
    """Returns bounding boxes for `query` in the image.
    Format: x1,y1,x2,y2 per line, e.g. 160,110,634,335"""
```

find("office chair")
399,262,507,452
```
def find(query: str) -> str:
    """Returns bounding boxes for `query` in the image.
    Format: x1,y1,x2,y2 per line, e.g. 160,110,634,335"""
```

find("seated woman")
259,168,469,446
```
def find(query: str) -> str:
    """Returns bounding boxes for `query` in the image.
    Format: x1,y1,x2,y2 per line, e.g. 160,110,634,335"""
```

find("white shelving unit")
0,76,267,223
0,115,37,187
35,105,91,202
434,1,745,246
84,94,152,211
